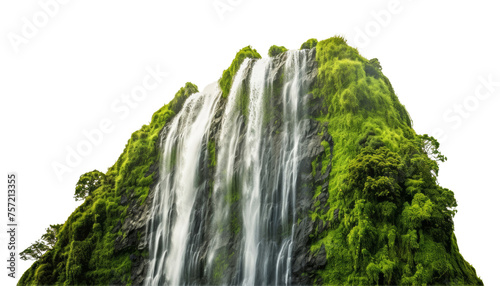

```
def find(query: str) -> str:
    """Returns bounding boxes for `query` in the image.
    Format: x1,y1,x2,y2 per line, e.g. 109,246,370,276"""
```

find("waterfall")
146,50,311,285
144,83,221,286
275,50,308,285
206,58,252,285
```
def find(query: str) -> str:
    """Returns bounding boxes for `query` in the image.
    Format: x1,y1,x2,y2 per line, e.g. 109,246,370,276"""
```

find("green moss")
230,212,241,235
169,82,198,114
212,251,234,283
219,46,261,99
224,186,240,204
320,140,331,175
311,156,318,178
300,38,318,50
208,139,216,167
268,45,288,57
235,75,251,118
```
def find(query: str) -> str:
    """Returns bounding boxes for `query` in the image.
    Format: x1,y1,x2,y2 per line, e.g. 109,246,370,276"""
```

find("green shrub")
268,45,288,57
300,38,318,50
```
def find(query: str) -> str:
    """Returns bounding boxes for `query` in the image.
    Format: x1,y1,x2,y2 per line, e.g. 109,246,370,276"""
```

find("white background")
1,0,498,285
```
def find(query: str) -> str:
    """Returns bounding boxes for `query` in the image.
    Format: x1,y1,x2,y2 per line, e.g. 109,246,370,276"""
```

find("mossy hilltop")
19,37,482,285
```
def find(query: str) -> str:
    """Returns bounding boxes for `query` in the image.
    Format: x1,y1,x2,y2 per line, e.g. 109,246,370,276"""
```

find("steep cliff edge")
19,36,482,285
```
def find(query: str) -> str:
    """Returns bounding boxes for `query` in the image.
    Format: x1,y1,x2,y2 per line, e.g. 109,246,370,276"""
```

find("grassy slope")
307,36,481,285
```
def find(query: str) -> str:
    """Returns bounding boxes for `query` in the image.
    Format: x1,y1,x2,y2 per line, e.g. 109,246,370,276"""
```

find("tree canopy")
20,224,62,261
74,170,105,201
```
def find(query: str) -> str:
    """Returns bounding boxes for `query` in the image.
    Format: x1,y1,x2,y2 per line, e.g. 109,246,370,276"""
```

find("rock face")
292,120,333,285
112,149,158,285
113,178,153,285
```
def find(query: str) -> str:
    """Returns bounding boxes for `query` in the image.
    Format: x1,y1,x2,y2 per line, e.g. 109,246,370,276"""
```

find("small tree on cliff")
20,224,62,261
74,170,105,201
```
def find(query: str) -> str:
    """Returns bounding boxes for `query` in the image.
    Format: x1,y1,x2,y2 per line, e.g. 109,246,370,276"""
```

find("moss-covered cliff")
19,37,481,286
299,36,482,285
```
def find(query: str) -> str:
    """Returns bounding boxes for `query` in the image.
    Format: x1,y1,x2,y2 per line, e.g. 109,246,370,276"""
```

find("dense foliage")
18,83,198,285
306,36,481,285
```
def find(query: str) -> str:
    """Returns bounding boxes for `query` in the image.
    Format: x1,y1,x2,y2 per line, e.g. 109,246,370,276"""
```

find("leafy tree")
41,224,62,247
419,134,447,163
20,224,62,261
20,240,49,261
74,170,105,201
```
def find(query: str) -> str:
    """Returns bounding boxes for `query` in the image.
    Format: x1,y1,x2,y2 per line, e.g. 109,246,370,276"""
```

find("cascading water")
206,58,252,285
145,49,311,285
144,83,221,286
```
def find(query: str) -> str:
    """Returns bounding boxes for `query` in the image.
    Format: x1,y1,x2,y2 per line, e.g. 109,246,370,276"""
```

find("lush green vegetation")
307,36,481,285
268,45,288,57
300,38,318,50
18,83,199,286
219,46,261,98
